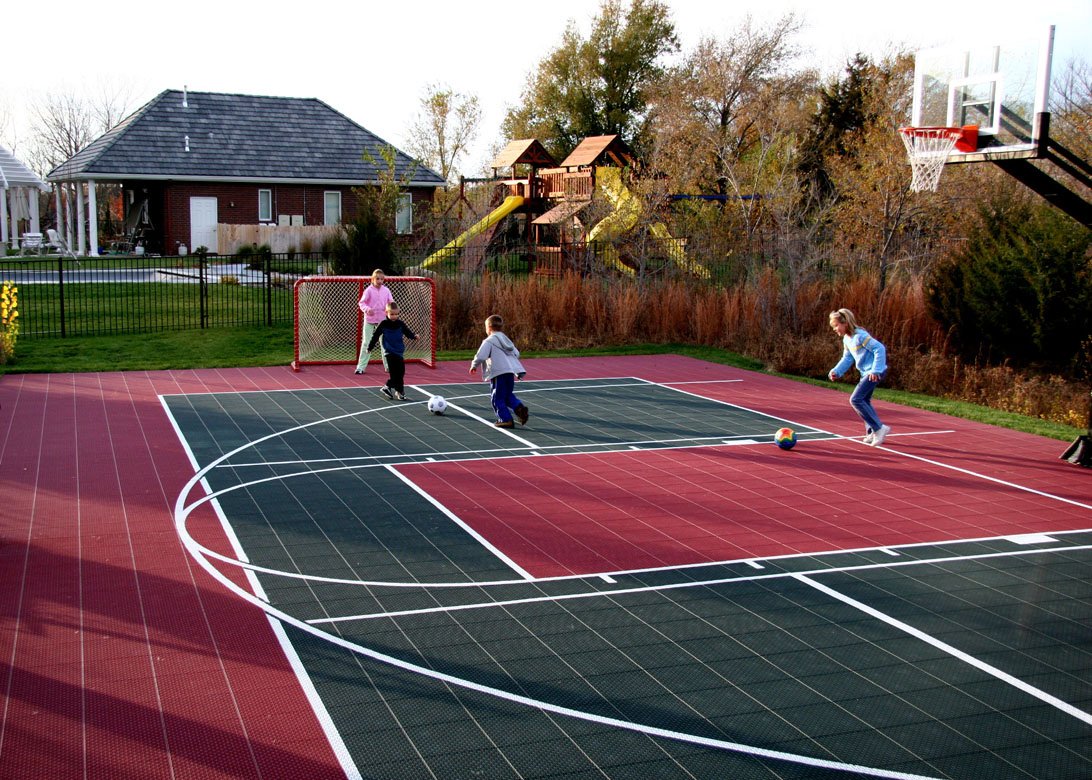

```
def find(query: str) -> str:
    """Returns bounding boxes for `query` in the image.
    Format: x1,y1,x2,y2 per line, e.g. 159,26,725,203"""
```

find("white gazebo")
0,145,50,251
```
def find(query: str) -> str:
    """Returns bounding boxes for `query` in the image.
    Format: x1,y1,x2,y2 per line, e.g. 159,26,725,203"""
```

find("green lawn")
0,327,1080,442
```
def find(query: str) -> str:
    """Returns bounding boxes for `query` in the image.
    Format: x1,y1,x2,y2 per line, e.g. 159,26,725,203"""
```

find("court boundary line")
159,397,363,780
157,375,659,399
871,441,1092,512
181,436,1091,589
306,541,1092,624
162,376,1090,780
172,469,945,780
221,428,851,469
796,573,1092,727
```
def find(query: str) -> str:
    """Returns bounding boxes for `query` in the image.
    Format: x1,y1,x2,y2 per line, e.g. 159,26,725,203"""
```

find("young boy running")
367,302,418,401
469,315,529,428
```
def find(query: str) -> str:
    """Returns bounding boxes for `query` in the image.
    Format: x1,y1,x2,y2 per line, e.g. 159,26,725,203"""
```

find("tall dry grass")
433,272,1088,427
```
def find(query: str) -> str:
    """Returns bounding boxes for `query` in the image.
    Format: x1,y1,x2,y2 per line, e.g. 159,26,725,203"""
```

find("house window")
324,191,342,225
258,189,272,222
396,192,413,235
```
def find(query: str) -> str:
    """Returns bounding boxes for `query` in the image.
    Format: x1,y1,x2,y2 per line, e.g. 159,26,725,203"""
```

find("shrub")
927,198,1092,372
328,196,397,276
0,281,19,364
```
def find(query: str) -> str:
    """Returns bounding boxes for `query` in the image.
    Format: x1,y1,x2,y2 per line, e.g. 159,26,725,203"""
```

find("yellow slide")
422,195,524,269
586,167,641,275
587,167,709,278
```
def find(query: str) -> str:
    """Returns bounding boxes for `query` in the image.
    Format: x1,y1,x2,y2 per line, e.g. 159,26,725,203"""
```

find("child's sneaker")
514,404,529,426
863,431,875,445
380,387,394,401
870,424,891,446
354,369,364,375
395,391,406,401
494,420,514,429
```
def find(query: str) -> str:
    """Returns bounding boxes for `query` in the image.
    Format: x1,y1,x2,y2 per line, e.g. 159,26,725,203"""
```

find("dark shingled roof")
48,90,444,187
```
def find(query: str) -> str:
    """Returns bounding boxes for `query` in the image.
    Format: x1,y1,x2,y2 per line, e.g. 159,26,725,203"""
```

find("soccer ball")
774,427,797,450
427,395,447,415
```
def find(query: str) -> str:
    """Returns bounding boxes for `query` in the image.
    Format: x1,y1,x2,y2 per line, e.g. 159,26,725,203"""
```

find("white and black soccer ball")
427,395,447,415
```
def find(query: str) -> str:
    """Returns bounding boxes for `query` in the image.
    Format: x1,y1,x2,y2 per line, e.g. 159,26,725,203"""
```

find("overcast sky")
3,0,1089,174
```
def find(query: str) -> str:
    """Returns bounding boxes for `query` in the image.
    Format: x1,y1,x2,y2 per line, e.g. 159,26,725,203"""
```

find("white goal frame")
292,275,436,371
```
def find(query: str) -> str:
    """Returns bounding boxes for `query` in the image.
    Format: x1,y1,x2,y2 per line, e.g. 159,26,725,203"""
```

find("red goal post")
292,275,436,371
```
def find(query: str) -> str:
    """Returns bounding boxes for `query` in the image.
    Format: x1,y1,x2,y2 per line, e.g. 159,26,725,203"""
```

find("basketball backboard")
911,26,1054,162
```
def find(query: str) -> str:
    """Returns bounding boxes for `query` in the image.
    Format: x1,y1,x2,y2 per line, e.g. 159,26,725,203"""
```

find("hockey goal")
292,276,436,371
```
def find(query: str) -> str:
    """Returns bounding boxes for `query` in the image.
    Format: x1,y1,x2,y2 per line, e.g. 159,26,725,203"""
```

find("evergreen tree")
927,197,1092,372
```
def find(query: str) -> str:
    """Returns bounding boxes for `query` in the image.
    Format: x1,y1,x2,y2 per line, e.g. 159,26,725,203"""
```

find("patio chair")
20,232,44,256
46,228,78,259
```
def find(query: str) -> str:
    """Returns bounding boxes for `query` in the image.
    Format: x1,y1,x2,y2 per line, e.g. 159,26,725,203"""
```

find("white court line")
158,396,362,780
222,430,804,469
872,443,1092,513
172,473,943,780
306,543,1092,626
162,377,1086,779
661,379,745,385
158,376,650,401
796,573,1092,727
655,380,842,439
385,465,534,580
185,434,1092,587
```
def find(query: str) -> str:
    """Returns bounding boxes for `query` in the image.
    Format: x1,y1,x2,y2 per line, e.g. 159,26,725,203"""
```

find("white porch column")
76,182,86,256
30,187,41,234
54,184,62,237
0,186,8,248
64,185,74,248
87,180,98,256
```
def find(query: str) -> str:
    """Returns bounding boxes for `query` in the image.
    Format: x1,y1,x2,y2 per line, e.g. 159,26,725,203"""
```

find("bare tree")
406,83,482,184
1051,58,1092,179
26,84,135,239
26,84,133,176
0,97,14,151
650,14,805,195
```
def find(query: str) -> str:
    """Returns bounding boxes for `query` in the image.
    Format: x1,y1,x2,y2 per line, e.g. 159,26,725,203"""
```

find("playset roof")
490,139,557,170
559,135,635,169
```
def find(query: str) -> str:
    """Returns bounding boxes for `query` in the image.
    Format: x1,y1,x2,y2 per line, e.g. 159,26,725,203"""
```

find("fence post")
58,255,67,338
198,248,208,329
264,251,272,326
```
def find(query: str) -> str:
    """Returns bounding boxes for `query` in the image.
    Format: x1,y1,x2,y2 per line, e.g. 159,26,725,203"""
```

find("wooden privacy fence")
218,224,339,255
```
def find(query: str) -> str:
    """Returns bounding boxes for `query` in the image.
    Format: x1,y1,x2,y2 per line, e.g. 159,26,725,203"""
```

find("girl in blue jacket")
828,308,890,446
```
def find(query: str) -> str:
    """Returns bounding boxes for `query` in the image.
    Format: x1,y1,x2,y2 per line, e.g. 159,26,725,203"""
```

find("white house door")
189,197,218,253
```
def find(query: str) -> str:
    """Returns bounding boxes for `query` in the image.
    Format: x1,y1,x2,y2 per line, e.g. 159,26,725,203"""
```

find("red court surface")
1,355,1089,779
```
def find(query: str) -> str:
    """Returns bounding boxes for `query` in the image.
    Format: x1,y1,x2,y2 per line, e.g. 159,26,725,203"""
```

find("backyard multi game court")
4,22,1092,778
1,352,1090,779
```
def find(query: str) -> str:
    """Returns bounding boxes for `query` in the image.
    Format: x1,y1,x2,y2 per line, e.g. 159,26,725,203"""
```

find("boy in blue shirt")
366,302,418,401
828,308,890,446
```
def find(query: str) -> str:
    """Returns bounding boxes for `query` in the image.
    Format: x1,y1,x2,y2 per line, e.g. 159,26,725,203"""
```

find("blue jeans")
490,373,523,422
850,372,885,434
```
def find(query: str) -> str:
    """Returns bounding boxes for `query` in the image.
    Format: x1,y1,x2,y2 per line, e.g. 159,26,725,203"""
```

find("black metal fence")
2,238,724,340
0,252,324,339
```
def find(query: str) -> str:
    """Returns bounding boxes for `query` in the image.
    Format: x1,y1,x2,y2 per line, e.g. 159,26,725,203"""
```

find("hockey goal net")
292,276,436,371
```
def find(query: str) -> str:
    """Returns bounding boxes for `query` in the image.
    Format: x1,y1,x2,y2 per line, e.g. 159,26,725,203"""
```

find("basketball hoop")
899,126,978,192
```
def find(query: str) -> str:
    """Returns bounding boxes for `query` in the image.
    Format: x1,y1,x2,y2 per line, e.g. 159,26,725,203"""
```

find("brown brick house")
47,89,444,255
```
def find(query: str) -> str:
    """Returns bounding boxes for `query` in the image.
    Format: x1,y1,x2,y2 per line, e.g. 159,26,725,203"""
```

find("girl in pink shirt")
355,269,394,374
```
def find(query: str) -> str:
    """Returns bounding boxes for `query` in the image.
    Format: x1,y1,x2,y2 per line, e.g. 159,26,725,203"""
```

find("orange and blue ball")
775,427,797,450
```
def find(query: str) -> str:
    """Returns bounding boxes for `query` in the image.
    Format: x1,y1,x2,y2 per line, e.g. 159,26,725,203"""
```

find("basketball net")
899,127,964,192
